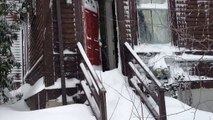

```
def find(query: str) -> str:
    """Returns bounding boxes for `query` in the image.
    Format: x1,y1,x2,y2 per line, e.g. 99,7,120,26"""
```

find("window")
137,0,171,44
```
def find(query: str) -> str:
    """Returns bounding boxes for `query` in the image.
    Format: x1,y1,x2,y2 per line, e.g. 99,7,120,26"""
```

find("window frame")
137,0,171,44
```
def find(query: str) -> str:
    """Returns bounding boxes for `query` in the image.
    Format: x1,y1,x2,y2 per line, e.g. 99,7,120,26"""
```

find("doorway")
84,0,101,65
99,0,118,71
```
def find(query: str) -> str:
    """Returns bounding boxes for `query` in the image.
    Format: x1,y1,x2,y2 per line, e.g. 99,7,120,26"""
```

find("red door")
84,0,100,65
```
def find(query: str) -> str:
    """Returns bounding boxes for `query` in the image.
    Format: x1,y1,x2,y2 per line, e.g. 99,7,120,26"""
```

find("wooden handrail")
124,42,163,89
77,42,105,92
23,55,43,81
77,42,107,120
124,42,167,120
80,63,101,104
129,62,159,103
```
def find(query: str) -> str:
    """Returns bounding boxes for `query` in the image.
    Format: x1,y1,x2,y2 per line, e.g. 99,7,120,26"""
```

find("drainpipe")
56,0,67,105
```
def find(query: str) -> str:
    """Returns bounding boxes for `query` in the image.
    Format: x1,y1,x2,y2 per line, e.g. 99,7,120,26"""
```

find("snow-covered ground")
1,69,213,120
99,69,213,120
0,100,96,120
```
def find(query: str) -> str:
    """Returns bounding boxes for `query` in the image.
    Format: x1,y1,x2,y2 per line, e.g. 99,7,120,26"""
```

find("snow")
134,43,185,54
98,69,147,120
63,49,77,55
98,69,213,120
8,77,45,100
56,95,74,103
125,42,162,88
84,0,98,13
165,97,213,120
134,43,213,81
49,0,53,8
137,1,168,10
23,77,45,99
1,69,213,119
148,53,168,70
77,42,104,90
175,53,213,62
45,78,80,90
0,100,96,120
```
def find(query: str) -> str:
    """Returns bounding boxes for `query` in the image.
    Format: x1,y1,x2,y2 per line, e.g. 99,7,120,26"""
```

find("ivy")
0,0,20,103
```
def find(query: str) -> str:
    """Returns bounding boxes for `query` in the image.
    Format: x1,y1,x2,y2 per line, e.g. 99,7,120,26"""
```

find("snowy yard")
1,69,213,120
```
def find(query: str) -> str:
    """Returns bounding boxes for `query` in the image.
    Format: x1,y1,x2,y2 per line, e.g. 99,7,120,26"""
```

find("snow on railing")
77,42,107,120
23,55,43,81
124,42,163,88
124,42,167,120
77,42,105,91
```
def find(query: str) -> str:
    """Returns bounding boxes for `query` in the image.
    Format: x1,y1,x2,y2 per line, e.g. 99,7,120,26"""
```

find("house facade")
22,0,213,110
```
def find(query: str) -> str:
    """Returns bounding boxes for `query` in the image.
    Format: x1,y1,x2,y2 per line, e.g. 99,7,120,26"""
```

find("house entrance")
99,0,118,71
84,0,100,65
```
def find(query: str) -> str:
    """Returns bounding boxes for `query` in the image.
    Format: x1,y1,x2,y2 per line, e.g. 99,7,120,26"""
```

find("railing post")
56,0,67,105
124,45,134,87
100,90,107,120
158,89,167,120
77,48,84,80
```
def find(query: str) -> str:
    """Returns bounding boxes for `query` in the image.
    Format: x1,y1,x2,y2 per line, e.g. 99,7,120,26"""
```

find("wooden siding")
25,88,78,110
170,0,213,50
24,0,85,109
25,90,46,110
43,0,55,86
116,0,137,75
168,0,213,79
25,0,84,85
52,0,84,80
24,0,54,86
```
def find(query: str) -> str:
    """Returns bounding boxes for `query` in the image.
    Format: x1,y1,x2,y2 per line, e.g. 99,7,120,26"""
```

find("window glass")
137,0,170,44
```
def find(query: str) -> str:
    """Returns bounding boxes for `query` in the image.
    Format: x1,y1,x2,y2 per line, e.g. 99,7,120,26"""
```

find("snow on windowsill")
135,43,213,81
134,43,185,54
134,43,213,61
184,75,213,81
137,1,168,10
175,53,213,62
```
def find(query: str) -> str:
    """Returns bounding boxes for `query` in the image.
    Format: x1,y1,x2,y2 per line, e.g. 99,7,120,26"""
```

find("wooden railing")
124,42,167,120
77,42,107,120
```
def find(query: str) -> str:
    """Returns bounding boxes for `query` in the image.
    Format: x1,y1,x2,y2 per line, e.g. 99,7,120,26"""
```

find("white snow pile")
98,69,213,120
0,100,95,120
1,69,213,120
134,43,183,54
